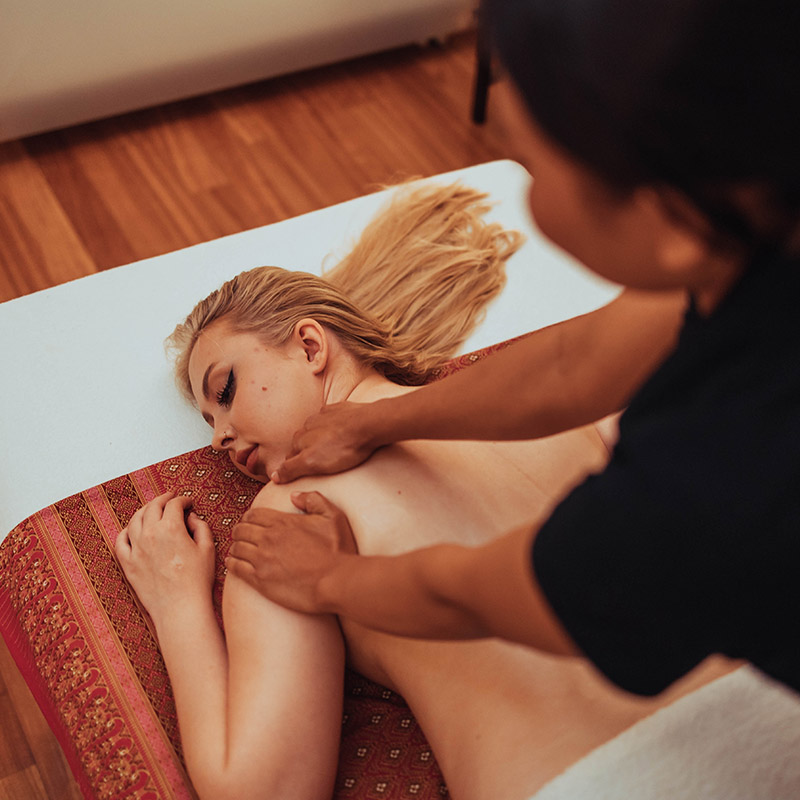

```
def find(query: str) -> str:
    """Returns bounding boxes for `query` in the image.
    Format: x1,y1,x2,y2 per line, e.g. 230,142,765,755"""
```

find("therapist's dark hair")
486,0,800,254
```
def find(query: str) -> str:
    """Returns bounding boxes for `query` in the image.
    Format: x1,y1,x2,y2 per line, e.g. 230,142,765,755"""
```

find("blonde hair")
168,182,523,401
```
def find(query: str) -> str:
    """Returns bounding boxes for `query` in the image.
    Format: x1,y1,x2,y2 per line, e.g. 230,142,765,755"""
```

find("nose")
212,424,235,451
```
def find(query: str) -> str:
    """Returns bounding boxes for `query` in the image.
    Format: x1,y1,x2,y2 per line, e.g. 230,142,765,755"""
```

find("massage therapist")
227,0,800,699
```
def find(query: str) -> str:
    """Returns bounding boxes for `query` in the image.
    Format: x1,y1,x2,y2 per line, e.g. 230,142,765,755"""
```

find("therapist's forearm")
363,288,686,446
318,545,487,638
316,524,577,656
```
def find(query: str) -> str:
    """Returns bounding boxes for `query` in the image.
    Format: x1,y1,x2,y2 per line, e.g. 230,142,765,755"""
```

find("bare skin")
117,318,734,799
268,287,686,484
242,376,735,800
116,493,345,799
226,83,750,665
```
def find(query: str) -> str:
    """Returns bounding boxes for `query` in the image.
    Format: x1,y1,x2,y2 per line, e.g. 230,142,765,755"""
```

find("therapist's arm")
272,287,686,482
229,493,575,655
319,524,575,654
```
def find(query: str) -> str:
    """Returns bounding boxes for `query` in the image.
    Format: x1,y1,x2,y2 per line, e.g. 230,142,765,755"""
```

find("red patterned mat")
0,337,521,799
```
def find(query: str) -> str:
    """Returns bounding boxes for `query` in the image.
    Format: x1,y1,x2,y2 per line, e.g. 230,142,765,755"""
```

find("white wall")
0,0,472,141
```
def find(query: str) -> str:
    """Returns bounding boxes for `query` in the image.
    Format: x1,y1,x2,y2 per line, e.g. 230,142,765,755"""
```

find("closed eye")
216,370,235,407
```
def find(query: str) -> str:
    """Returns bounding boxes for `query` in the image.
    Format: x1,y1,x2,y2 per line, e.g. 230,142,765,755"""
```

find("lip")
246,446,260,474
235,445,259,473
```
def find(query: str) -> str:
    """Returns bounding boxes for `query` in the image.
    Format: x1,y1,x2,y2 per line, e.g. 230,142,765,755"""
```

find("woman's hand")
270,402,379,483
227,491,357,613
115,492,216,624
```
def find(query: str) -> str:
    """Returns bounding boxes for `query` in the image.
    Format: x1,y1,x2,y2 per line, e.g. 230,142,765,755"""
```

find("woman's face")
187,322,325,481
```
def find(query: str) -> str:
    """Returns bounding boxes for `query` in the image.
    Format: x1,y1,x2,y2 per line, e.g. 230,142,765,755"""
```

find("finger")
290,490,339,516
237,505,286,529
228,538,264,562
271,451,311,484
162,494,193,526
115,526,132,559
186,512,213,547
152,491,178,509
225,554,258,585
125,505,146,541
231,520,277,548
141,492,176,525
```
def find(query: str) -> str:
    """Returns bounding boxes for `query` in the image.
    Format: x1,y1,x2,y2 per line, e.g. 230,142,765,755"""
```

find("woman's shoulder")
249,454,423,556
251,470,370,514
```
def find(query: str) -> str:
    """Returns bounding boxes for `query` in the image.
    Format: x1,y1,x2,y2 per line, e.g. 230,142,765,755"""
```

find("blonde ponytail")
324,182,522,375
168,182,523,400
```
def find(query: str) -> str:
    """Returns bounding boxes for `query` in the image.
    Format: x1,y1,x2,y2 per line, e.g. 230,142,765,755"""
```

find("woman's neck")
346,371,415,404
320,340,413,406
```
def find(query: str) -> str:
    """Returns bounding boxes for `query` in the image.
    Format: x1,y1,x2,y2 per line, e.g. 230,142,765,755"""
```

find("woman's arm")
116,492,344,799
212,573,344,798
273,288,686,482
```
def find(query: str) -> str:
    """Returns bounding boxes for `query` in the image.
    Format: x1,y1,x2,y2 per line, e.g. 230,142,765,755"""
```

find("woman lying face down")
116,184,732,800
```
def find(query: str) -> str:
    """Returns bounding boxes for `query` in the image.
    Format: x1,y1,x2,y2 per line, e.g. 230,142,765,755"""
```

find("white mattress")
0,160,620,539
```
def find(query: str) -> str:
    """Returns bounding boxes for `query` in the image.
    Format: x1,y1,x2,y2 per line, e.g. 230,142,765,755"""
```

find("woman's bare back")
256,387,732,799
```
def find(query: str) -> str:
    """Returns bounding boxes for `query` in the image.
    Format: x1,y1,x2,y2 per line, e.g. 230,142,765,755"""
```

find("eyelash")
216,370,235,407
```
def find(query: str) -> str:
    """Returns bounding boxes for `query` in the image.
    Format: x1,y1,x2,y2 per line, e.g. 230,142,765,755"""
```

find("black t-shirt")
532,250,800,696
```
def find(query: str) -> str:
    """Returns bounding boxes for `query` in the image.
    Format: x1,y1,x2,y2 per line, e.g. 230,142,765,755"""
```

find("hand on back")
227,491,357,614
271,401,379,483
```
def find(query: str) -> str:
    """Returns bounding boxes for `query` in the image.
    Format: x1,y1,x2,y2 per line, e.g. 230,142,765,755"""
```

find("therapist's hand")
227,491,357,613
270,401,379,484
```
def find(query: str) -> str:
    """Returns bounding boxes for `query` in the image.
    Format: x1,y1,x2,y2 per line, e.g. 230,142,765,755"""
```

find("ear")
634,187,713,275
292,318,329,375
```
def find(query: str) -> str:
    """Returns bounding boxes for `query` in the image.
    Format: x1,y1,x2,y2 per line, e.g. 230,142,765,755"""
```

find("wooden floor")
0,639,82,800
0,31,509,305
0,30,511,798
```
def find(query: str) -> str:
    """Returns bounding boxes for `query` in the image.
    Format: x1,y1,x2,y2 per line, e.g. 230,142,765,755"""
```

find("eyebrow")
201,362,217,400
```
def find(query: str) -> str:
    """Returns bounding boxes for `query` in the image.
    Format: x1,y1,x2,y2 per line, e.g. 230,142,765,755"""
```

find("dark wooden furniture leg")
471,20,492,124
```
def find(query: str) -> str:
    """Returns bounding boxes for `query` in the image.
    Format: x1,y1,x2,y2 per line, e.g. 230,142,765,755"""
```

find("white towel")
532,666,800,800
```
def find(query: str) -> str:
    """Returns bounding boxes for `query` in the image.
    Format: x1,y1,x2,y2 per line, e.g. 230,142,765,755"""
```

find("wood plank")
0,637,81,800
0,140,96,300
0,766,50,800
